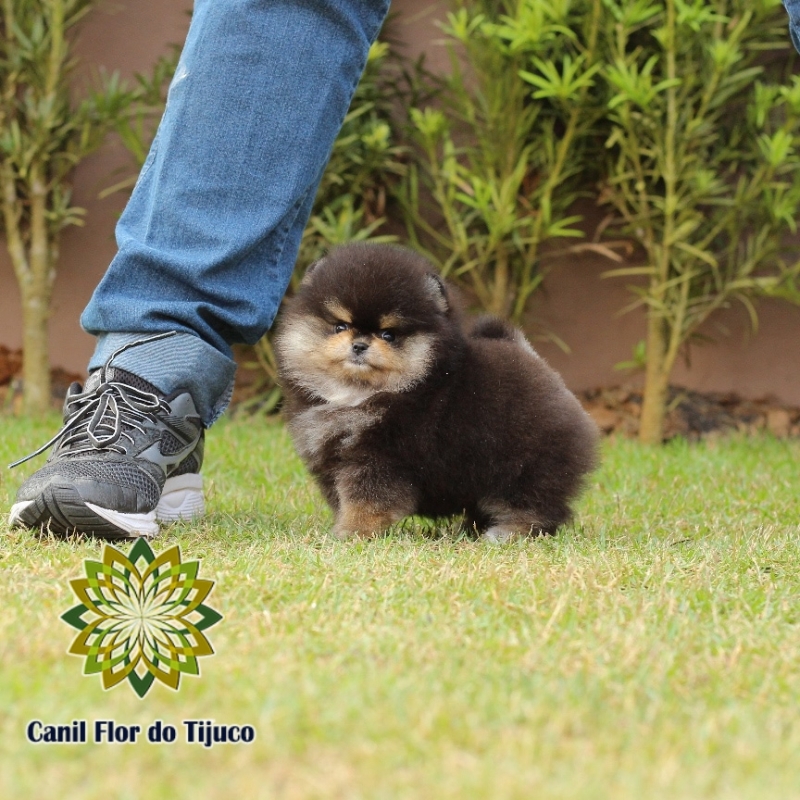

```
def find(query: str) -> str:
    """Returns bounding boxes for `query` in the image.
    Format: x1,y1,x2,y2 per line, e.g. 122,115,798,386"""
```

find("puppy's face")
275,245,452,406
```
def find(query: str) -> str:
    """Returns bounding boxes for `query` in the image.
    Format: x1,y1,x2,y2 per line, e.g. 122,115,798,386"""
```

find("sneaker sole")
8,474,204,539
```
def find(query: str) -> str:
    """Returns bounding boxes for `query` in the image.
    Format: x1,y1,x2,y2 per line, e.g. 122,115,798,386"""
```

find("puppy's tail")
469,315,540,359
469,315,516,341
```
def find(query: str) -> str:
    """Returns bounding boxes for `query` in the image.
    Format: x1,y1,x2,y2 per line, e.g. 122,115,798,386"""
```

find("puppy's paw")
478,503,555,543
333,504,403,541
332,521,377,541
481,526,521,544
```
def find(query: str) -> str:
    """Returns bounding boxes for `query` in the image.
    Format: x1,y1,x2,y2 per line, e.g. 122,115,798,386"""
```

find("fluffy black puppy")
274,243,598,541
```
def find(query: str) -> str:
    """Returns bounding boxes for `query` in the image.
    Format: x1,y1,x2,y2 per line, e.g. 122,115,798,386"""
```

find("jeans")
81,0,391,424
784,0,800,53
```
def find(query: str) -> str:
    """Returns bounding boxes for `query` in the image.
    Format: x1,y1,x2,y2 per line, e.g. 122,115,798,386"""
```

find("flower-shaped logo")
61,539,222,698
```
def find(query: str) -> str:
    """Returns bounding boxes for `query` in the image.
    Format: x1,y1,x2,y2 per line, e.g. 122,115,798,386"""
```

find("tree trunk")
20,283,52,415
488,247,510,317
21,166,54,415
638,0,678,446
639,309,670,444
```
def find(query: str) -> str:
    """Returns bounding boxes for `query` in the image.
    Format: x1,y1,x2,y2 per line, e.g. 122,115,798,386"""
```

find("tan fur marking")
385,334,434,392
378,313,406,330
333,502,406,540
323,300,352,324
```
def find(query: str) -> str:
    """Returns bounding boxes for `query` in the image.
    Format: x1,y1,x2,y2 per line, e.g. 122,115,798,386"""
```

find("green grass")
1,415,800,799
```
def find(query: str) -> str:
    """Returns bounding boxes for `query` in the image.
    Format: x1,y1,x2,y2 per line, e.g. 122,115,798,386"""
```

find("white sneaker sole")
8,501,33,529
155,473,206,522
8,474,205,538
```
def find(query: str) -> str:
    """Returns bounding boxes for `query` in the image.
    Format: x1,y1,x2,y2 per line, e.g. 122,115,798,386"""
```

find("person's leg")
784,1,800,53
9,0,391,537
83,0,391,425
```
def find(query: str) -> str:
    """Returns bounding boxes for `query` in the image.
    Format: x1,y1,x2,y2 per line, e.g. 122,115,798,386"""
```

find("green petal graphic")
60,540,222,698
61,603,90,631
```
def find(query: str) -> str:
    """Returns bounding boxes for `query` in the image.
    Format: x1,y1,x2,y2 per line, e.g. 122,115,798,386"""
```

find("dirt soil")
0,345,83,412
578,385,800,440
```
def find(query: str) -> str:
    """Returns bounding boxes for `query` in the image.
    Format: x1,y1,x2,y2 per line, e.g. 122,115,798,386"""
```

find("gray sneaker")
8,336,205,538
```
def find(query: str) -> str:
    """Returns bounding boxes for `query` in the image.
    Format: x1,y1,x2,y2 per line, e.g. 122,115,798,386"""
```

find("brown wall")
529,252,800,404
0,0,193,373
1,0,799,404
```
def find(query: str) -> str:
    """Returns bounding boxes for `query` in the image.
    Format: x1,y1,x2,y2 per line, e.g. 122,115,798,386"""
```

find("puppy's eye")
334,323,349,334
380,330,396,343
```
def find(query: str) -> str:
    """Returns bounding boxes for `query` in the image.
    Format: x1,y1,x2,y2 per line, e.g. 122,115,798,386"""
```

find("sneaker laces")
8,332,177,470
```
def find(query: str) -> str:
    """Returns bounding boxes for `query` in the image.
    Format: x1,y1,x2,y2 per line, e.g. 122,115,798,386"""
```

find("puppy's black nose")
352,341,369,355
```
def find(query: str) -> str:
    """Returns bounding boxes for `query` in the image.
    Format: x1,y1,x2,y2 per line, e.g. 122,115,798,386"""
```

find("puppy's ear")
300,258,325,287
424,273,449,314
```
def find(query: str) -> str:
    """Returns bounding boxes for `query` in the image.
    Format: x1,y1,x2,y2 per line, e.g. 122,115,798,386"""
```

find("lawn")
1,414,799,799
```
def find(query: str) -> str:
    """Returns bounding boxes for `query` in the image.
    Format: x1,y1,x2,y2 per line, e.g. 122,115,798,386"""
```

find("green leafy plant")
401,0,610,323
599,0,800,443
614,339,647,373
0,0,162,413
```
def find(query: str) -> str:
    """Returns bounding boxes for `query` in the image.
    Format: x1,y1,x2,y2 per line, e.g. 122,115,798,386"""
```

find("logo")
61,539,222,699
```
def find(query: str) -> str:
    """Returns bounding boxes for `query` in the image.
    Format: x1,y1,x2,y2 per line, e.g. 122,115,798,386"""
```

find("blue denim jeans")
81,0,391,424
785,0,800,53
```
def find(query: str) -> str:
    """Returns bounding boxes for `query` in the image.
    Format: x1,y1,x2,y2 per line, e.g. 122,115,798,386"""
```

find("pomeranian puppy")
274,243,598,541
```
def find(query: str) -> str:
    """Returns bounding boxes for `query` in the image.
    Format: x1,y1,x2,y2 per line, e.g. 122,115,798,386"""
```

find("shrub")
599,0,800,442
401,0,609,324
